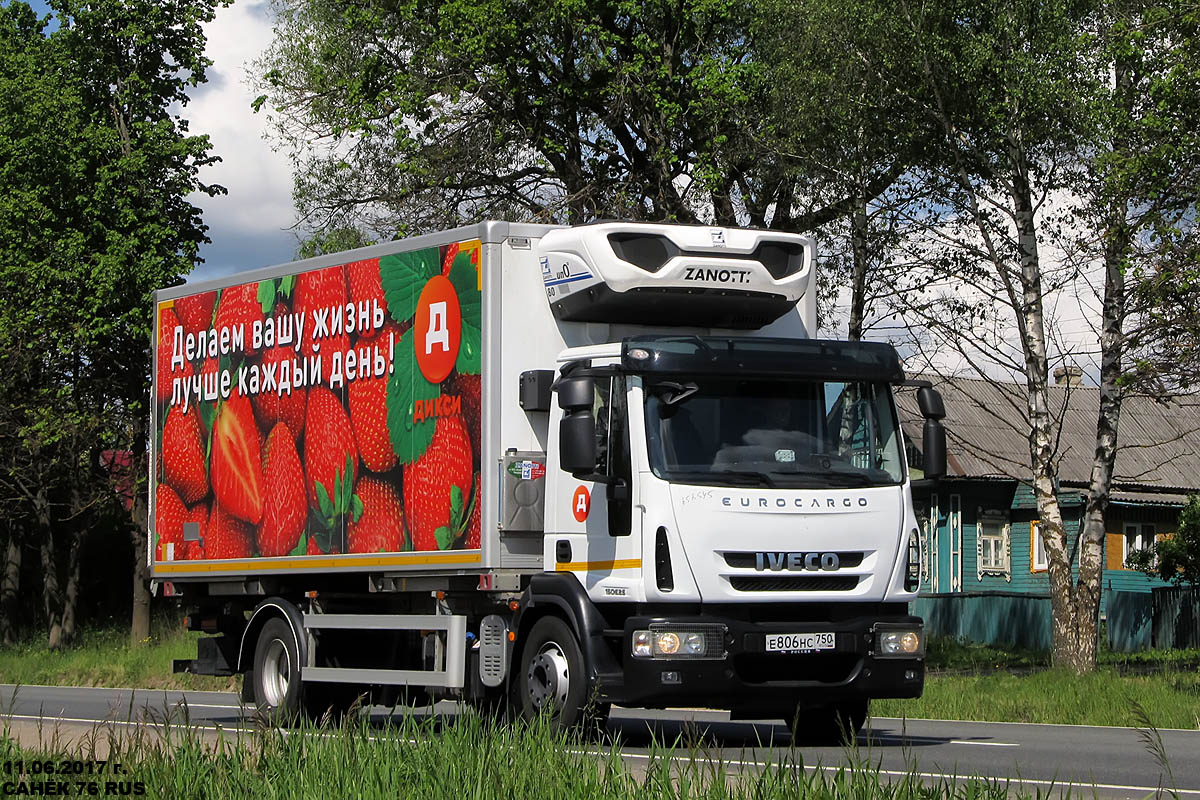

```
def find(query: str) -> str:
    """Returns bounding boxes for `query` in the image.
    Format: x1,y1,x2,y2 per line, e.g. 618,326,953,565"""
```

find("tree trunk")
130,422,151,646
1006,134,1083,671
1,525,21,645
1073,52,1136,674
35,486,63,650
848,194,869,342
61,531,82,646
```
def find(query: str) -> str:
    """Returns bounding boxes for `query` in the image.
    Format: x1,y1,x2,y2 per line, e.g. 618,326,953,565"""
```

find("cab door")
546,375,642,600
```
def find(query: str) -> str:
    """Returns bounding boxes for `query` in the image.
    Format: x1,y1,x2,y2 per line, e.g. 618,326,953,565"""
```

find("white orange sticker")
572,485,591,522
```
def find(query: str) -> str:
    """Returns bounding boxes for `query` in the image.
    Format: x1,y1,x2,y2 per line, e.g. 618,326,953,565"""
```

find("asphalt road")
3,684,1198,798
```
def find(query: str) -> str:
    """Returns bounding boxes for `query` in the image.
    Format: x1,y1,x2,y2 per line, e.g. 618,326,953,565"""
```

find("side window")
592,376,628,479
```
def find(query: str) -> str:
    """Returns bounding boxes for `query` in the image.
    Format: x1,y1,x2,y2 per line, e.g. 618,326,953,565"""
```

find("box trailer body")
152,221,941,736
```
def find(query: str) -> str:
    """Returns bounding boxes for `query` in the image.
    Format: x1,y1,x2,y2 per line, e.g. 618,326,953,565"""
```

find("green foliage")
1128,494,1200,585
253,0,812,236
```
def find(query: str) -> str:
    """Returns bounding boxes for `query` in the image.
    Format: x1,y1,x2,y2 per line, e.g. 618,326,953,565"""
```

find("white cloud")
185,0,297,282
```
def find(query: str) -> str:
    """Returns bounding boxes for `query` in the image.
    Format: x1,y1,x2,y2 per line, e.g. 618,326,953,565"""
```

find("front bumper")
599,613,924,711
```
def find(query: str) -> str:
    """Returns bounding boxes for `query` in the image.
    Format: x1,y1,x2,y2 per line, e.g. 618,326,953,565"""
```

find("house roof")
895,376,1200,498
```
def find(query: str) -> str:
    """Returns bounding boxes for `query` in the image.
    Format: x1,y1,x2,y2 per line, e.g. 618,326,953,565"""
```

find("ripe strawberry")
161,405,208,504
348,372,396,472
200,505,254,560
213,283,263,357
210,391,264,524
404,414,473,551
453,372,481,455
253,320,308,438
294,264,348,359
258,423,307,557
157,307,193,405
348,476,405,553
465,473,481,550
346,258,385,340
183,502,209,560
305,386,360,511
306,536,341,555
155,484,187,555
175,290,216,336
441,241,459,276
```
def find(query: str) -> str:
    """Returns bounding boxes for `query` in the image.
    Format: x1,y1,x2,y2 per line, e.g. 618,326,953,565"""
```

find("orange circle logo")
414,275,461,384
572,485,591,522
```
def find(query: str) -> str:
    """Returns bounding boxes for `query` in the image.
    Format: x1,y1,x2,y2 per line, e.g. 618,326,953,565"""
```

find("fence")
913,592,1052,651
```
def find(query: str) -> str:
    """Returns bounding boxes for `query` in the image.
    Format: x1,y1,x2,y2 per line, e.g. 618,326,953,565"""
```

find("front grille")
723,551,865,569
733,652,861,684
729,575,859,592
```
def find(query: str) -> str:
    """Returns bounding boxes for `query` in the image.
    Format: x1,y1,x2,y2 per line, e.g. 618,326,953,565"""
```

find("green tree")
883,0,1200,672
0,0,228,646
1128,495,1200,586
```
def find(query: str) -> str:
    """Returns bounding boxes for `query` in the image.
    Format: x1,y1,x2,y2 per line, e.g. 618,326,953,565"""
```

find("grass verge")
0,615,233,692
875,667,1200,728
0,710,1033,800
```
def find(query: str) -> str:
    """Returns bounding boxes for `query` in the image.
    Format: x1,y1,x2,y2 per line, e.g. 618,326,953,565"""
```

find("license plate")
765,632,835,652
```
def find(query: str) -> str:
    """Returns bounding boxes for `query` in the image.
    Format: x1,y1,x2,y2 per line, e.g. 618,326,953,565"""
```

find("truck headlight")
874,625,924,658
631,625,725,659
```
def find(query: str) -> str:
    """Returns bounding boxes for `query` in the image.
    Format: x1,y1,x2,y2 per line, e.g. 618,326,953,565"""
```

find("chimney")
1053,365,1083,387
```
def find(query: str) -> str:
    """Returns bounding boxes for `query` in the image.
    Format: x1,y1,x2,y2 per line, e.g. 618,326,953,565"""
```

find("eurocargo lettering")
151,222,949,741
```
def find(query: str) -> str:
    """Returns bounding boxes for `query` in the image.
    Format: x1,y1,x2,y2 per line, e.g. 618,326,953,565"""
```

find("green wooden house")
896,370,1199,651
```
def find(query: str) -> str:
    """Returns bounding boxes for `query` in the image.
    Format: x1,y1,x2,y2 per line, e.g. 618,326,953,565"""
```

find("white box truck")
151,221,946,740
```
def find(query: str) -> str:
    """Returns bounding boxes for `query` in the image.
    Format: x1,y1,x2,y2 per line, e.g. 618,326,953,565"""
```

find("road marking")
872,715,1200,734
949,739,1019,747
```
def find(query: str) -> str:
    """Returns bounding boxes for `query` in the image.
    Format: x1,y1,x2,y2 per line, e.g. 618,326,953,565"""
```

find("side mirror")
917,386,945,420
557,375,594,411
559,411,596,476
922,419,947,480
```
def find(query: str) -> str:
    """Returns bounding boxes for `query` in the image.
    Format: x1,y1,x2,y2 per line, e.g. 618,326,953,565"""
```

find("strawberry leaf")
448,253,481,375
289,533,307,557
350,493,363,523
434,525,455,551
450,484,465,529
280,275,296,299
386,331,440,464
316,481,334,522
380,248,438,323
258,279,277,316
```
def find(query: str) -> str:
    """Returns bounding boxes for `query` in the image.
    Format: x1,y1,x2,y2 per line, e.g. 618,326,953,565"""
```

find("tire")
510,616,603,730
786,698,868,746
252,617,302,721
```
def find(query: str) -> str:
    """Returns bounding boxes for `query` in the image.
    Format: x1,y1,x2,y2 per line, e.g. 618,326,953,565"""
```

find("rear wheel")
786,699,868,746
252,618,302,721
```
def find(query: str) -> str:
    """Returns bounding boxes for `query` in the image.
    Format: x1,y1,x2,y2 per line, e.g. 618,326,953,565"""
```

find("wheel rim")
260,637,291,708
526,639,570,712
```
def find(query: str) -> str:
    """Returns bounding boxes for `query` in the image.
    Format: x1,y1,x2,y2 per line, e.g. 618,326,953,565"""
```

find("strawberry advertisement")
152,240,483,565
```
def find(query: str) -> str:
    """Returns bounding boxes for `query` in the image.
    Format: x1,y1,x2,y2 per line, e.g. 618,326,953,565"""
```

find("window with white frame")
978,513,1010,576
1031,521,1048,572
1123,523,1155,567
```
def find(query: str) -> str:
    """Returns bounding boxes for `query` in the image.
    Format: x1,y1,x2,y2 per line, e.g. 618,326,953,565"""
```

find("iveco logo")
755,552,841,572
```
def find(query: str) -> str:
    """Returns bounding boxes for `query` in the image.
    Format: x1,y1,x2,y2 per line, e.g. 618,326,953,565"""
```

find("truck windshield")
643,378,905,489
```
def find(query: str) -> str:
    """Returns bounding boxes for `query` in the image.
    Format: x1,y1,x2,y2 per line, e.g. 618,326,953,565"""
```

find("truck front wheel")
511,616,593,728
252,618,302,721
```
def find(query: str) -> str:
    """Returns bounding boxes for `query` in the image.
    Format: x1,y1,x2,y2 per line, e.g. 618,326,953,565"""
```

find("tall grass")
0,709,1038,800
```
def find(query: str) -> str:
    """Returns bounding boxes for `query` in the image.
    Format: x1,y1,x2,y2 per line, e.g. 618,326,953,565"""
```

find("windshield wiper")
770,470,876,488
666,470,776,488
